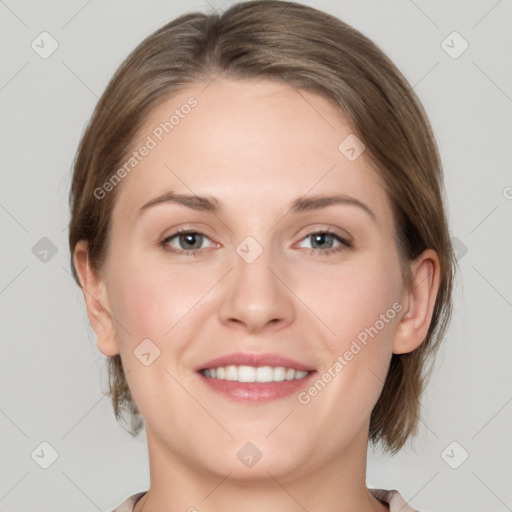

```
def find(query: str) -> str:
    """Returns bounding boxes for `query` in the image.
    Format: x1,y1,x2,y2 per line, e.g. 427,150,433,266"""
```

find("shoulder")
369,488,419,512
112,491,147,512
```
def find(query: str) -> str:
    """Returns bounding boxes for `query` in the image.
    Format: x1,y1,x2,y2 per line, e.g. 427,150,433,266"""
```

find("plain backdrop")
1,1,511,511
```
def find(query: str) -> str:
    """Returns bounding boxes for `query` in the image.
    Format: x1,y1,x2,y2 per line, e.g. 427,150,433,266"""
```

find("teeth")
201,365,309,382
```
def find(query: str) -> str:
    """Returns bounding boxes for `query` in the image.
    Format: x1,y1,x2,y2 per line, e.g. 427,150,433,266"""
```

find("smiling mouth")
200,365,311,383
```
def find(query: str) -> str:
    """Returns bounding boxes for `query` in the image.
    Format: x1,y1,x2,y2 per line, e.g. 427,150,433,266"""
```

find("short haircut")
68,0,455,453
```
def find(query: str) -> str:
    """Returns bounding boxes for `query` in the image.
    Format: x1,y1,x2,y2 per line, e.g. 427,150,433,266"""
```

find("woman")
68,1,455,510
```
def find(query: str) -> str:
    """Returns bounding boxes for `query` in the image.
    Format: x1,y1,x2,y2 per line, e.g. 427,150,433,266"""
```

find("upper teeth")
202,365,309,382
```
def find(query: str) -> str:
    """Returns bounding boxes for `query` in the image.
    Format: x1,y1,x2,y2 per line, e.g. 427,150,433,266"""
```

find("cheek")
299,249,402,406
108,255,215,341
105,259,209,420
301,251,402,349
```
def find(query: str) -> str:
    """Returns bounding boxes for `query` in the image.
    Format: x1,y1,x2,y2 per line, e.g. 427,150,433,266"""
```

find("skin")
74,78,440,512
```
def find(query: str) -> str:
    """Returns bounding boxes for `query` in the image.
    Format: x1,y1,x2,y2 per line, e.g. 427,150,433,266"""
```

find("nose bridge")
217,233,295,332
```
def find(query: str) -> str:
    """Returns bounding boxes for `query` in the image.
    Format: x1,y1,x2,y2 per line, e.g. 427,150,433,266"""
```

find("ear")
73,240,119,357
393,249,441,354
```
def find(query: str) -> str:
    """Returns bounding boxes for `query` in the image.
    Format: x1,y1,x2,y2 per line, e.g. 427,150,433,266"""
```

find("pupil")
313,233,332,249
182,233,201,249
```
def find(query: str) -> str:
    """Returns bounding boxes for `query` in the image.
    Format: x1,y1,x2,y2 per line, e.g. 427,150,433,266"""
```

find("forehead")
111,77,392,226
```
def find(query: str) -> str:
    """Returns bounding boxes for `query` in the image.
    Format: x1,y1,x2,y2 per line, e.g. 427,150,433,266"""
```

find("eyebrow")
137,191,376,221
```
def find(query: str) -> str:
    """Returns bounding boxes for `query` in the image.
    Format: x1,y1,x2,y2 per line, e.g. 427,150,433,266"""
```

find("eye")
160,229,214,256
296,230,352,256
159,228,352,257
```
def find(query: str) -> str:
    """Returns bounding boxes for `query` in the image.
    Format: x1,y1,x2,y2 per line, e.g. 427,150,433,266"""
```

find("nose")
217,244,295,333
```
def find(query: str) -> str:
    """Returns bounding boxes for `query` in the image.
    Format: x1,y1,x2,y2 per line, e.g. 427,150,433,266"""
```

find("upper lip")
196,352,315,372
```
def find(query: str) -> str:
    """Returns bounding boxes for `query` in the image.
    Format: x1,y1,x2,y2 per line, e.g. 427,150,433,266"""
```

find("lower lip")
198,371,317,402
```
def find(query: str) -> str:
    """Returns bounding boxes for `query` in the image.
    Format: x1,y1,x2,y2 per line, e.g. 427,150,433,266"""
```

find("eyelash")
159,227,353,257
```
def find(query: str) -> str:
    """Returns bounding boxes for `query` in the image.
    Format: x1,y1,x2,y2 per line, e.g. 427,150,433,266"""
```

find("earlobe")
73,240,120,357
392,249,441,354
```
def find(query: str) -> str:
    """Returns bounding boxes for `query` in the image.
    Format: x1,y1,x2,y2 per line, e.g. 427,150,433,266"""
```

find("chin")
225,437,316,480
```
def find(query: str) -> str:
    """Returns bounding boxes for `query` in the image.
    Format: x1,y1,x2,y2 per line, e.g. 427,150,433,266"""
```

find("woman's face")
98,78,407,479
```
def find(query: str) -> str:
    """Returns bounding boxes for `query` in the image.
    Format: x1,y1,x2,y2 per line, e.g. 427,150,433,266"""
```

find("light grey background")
1,1,511,511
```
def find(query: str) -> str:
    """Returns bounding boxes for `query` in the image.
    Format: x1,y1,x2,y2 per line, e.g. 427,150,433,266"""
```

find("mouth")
195,352,316,402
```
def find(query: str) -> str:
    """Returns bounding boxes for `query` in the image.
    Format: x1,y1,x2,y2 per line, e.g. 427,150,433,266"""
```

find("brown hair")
68,0,455,453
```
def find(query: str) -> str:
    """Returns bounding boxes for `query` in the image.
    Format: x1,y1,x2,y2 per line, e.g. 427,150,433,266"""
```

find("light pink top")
112,489,418,511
